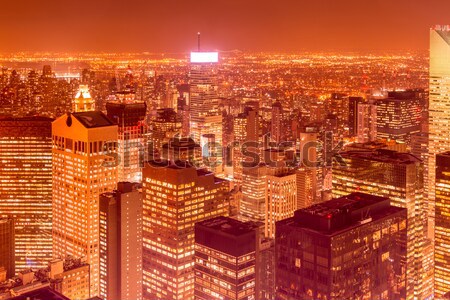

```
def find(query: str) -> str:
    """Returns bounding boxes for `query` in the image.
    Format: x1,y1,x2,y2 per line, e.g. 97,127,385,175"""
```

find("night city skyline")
1,2,450,300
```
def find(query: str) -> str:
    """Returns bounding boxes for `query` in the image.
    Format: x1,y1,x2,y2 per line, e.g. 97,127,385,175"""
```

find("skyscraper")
270,101,282,144
376,90,422,144
241,163,267,221
265,169,297,238
296,167,317,209
99,182,143,300
233,109,259,186
0,218,14,279
357,101,377,143
0,117,53,272
189,51,223,171
150,108,182,154
106,93,147,182
142,161,229,300
348,96,364,137
429,26,450,240
194,216,259,300
435,152,450,297
276,193,407,300
52,111,118,297
332,149,427,299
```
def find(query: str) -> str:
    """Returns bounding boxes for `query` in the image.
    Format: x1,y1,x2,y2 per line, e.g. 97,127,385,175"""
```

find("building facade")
106,97,147,183
265,170,297,238
276,193,407,300
194,216,258,300
376,91,422,144
189,52,223,172
52,111,118,297
435,152,450,297
429,25,450,238
332,149,427,299
99,182,143,300
142,161,229,300
0,117,53,272
49,258,90,300
0,218,14,280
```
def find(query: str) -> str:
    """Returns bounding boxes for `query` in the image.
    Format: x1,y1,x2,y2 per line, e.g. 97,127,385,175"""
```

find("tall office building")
52,111,118,297
357,102,377,143
194,216,258,300
376,91,422,144
233,109,259,185
74,85,95,112
296,167,317,209
0,218,14,279
142,161,229,300
150,108,182,153
333,149,427,299
411,132,431,236
0,117,53,272
99,182,143,300
348,96,364,137
327,93,349,140
429,25,450,234
189,51,223,171
435,152,450,297
270,101,282,144
276,193,407,300
106,94,147,182
256,238,275,300
241,164,267,221
298,126,324,202
233,113,248,185
265,169,296,238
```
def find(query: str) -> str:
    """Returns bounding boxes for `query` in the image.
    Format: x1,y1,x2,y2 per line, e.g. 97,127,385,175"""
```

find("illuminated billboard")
190,52,219,63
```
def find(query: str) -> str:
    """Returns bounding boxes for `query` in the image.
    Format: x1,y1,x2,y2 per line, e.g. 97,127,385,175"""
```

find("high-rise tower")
435,152,450,297
106,92,147,182
52,111,118,297
0,217,14,279
0,117,53,272
189,45,223,172
429,25,450,238
99,182,143,300
333,149,429,299
276,193,408,300
142,161,229,300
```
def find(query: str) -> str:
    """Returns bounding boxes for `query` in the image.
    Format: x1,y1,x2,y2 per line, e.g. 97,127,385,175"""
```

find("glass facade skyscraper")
0,117,53,272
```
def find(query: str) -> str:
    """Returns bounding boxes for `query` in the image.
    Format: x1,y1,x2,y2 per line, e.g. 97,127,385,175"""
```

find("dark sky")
0,0,448,53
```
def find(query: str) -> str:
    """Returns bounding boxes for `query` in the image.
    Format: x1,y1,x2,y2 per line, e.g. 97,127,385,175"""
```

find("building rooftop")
195,216,258,257
196,216,258,237
435,25,450,46
340,149,420,165
71,111,115,128
162,136,200,149
282,192,406,235
11,286,70,300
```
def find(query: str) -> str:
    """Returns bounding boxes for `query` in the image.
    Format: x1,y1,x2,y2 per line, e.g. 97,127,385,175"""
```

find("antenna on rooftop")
197,32,201,51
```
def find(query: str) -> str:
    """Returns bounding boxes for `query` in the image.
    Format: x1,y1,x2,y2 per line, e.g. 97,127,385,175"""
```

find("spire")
197,32,200,51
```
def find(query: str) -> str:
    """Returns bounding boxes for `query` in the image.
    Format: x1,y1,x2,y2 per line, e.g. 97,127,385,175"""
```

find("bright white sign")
190,52,219,63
